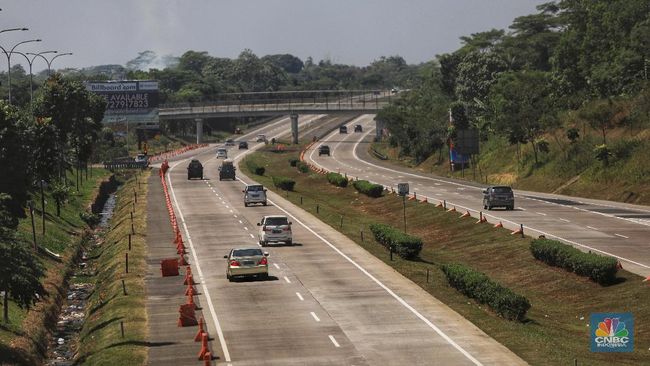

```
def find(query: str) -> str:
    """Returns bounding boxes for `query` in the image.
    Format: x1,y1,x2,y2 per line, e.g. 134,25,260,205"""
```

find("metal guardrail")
370,147,388,160
103,161,149,170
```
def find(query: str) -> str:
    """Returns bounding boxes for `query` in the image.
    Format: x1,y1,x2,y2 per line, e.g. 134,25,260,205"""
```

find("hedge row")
272,176,295,191
369,223,422,259
353,180,383,198
246,160,265,176
441,263,531,321
326,172,348,187
296,161,309,173
530,239,618,285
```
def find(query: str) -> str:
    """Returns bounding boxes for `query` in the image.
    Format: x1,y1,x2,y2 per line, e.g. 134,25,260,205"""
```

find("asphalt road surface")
306,115,650,278
161,115,525,365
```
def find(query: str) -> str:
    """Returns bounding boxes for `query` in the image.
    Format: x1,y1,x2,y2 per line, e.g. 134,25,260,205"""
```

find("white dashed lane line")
615,234,629,239
296,292,304,301
238,220,243,224
587,226,599,231
310,312,321,322
249,234,255,239
559,218,570,222
284,276,291,284
536,212,547,216
244,227,249,231
329,335,340,348
273,263,280,269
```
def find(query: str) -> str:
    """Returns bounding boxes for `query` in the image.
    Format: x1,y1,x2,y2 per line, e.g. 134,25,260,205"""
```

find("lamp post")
13,50,56,112
0,38,41,104
29,52,72,75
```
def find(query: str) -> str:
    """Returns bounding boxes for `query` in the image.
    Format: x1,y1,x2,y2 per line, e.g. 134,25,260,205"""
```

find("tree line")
0,74,105,322
378,0,650,166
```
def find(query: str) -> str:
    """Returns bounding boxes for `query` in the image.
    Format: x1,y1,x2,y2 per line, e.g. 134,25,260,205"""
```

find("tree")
0,194,45,323
50,182,70,217
455,51,508,122
0,102,30,217
490,71,557,165
578,99,626,145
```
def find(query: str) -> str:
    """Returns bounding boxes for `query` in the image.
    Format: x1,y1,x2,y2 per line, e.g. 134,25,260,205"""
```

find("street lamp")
0,27,28,35
29,52,72,75
13,50,56,112
0,38,41,104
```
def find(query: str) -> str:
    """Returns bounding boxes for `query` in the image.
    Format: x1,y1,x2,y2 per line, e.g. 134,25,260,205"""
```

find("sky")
2,0,542,73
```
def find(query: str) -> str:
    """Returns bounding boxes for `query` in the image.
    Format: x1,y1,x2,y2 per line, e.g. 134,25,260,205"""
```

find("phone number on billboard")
104,93,151,110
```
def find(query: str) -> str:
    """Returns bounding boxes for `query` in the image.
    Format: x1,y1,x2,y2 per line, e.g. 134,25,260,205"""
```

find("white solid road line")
167,162,232,363
284,276,291,284
296,292,304,301
310,312,321,322
615,233,629,239
328,335,341,348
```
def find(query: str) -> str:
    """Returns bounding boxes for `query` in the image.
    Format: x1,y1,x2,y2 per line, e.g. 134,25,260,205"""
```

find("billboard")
85,80,159,116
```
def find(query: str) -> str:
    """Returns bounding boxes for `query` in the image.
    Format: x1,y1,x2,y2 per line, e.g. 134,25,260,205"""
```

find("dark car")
219,160,236,181
225,139,235,146
318,145,330,156
483,186,515,210
238,141,248,149
339,126,348,134
354,124,363,133
187,159,203,180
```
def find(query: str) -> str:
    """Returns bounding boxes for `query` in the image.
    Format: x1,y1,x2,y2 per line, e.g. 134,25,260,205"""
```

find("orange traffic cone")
435,201,443,208
420,197,428,203
185,282,197,296
460,210,471,218
494,221,503,228
179,254,188,266
447,206,457,213
197,333,209,360
195,317,205,342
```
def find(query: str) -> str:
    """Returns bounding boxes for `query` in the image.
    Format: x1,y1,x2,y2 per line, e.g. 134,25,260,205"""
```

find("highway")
305,115,650,278
161,116,525,365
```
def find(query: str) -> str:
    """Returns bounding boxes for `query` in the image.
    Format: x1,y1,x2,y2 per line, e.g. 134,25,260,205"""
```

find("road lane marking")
536,212,547,216
284,276,291,283
244,227,249,231
238,220,243,224
559,218,570,222
310,312,321,322
328,335,340,348
296,292,304,301
273,263,280,269
518,207,526,211
587,226,599,231
167,163,231,362
615,234,629,239
233,215,237,218
249,233,255,239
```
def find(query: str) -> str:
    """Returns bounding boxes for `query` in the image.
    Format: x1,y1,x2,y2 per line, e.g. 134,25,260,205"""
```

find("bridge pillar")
290,113,299,144
375,118,385,141
195,118,203,144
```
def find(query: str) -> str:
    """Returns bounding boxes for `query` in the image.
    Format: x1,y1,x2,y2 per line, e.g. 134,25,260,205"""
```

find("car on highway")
219,159,236,180
186,159,203,180
238,141,248,149
257,215,292,246
243,184,267,206
339,125,348,134
354,124,363,133
225,139,235,147
216,148,228,159
134,153,148,165
224,247,269,281
256,134,267,143
318,145,330,156
483,186,515,210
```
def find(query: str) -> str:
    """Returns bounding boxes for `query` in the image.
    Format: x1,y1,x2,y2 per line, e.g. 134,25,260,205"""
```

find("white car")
257,215,292,246
256,134,267,143
216,148,228,159
243,184,267,207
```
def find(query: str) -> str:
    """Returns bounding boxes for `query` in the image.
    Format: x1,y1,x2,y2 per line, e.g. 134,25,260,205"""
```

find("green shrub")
288,158,299,167
296,161,309,173
530,239,618,285
246,160,265,175
353,180,383,197
369,223,422,259
326,172,348,187
441,263,531,321
79,211,100,226
272,176,296,191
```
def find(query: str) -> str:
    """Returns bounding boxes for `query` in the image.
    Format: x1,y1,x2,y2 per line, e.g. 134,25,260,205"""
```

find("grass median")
242,146,649,366
75,171,149,365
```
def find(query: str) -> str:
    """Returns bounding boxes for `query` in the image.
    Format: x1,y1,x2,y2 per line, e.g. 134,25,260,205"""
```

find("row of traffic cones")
149,143,209,163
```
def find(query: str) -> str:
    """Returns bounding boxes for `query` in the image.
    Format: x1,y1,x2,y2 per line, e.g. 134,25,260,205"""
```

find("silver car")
257,215,292,246
243,184,267,206
224,248,269,281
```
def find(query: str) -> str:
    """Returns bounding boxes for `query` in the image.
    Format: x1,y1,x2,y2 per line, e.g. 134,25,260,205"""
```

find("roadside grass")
242,148,650,366
1,169,111,364
75,171,149,366
372,127,650,205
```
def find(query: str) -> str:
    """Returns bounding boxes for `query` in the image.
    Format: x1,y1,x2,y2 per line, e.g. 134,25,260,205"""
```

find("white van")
243,184,267,207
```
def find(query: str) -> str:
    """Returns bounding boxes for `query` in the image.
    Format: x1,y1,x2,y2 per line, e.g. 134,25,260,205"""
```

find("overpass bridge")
158,90,394,143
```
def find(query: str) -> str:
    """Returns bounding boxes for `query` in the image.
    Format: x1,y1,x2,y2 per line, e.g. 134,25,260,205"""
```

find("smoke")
129,0,182,70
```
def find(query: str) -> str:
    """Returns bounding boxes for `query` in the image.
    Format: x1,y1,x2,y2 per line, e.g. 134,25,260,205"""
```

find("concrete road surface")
161,115,525,365
305,115,650,278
